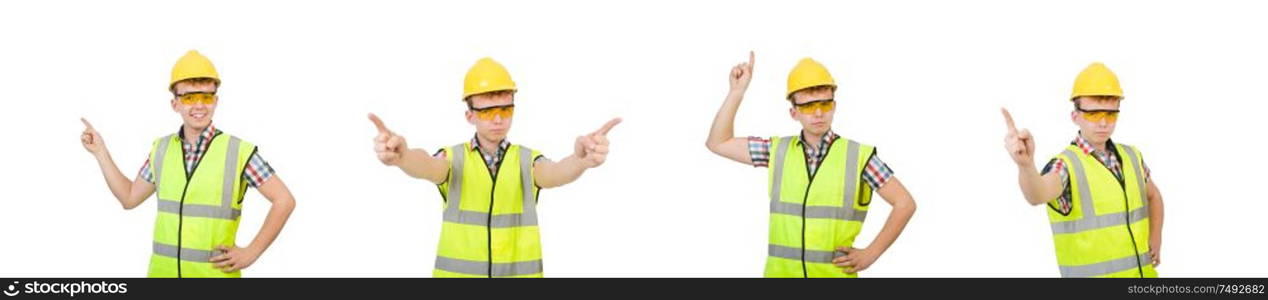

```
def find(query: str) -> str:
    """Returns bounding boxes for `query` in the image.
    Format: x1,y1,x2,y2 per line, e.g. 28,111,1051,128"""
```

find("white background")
2,0,1265,277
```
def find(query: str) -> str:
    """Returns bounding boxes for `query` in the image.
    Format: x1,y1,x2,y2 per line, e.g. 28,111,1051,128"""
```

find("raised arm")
81,118,155,209
706,51,757,165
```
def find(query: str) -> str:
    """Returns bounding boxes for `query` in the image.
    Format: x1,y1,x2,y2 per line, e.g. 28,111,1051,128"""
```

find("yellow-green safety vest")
1048,143,1157,278
434,142,543,278
148,133,256,278
765,136,875,278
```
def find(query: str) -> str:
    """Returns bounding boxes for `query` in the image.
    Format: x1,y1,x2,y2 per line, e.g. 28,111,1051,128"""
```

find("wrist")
94,151,112,163
1016,162,1036,173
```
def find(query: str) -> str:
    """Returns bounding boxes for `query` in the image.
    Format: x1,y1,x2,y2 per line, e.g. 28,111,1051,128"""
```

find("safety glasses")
469,104,515,120
1076,105,1119,123
793,99,835,115
176,92,218,105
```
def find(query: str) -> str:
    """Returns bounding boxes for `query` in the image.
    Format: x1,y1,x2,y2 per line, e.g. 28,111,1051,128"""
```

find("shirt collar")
798,129,838,150
1072,132,1115,156
470,133,510,154
177,124,218,145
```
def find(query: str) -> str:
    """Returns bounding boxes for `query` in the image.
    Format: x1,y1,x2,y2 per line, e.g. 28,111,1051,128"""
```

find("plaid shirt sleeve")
860,152,893,190
1042,158,1074,214
1141,159,1152,181
747,136,772,167
138,158,155,184
242,152,275,188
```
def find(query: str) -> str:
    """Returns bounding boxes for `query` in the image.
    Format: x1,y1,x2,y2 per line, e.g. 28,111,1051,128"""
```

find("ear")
789,107,798,120
465,110,476,125
1070,110,1080,124
171,98,179,113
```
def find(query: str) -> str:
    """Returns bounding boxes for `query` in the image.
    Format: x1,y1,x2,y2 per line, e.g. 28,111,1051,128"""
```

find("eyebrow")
470,104,515,110
175,91,216,96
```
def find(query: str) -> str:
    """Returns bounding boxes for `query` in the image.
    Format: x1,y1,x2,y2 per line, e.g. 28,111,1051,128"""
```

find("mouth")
189,112,208,120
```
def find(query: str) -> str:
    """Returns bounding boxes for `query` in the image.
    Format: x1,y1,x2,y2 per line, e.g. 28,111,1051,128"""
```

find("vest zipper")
174,133,219,278
1110,147,1145,277
478,144,509,278
796,137,835,278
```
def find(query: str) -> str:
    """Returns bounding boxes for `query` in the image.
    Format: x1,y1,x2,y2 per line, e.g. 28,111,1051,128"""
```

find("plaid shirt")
747,130,893,190
1041,134,1152,214
434,134,549,177
138,125,275,188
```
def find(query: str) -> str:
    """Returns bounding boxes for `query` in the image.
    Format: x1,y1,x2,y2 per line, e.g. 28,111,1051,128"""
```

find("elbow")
705,140,725,156
276,196,297,212
895,198,917,215
121,201,140,210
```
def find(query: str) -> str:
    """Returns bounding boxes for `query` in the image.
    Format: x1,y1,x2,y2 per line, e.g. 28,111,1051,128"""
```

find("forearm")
246,191,295,255
1017,165,1054,205
535,155,588,188
93,152,143,209
396,148,448,183
866,196,915,256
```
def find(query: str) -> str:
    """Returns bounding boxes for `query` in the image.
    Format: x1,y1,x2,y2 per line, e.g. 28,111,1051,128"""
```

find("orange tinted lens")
475,106,513,120
179,93,216,105
797,100,834,114
1082,111,1117,122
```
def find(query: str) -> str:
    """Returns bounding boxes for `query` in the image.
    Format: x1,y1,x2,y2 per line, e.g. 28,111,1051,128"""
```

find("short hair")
170,78,219,95
1073,95,1121,109
464,90,516,108
788,85,836,102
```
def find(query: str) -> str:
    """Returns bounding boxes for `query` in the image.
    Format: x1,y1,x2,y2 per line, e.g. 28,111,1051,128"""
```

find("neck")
802,129,826,150
1080,132,1109,153
475,133,503,156
183,125,207,142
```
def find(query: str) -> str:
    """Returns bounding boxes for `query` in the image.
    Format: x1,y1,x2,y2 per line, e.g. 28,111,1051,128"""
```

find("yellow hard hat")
462,57,517,100
1070,62,1123,100
786,57,836,99
169,50,220,90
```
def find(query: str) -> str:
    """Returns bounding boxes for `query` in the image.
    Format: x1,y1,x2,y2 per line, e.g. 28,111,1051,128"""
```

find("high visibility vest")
434,142,544,278
765,136,875,278
148,133,256,278
1048,143,1157,278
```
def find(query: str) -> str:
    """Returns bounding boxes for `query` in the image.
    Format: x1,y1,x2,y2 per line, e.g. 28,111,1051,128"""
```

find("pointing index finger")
368,113,390,134
1000,108,1018,133
593,117,623,136
80,117,94,130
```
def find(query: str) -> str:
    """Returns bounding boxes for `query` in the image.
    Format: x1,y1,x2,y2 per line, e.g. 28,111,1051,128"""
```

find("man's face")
1071,96,1121,144
465,91,515,142
789,88,836,136
170,81,218,131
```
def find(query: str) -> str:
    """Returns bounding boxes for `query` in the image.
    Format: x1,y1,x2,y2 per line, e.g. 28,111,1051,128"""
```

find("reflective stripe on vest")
148,134,253,278
434,144,542,277
1048,144,1155,278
